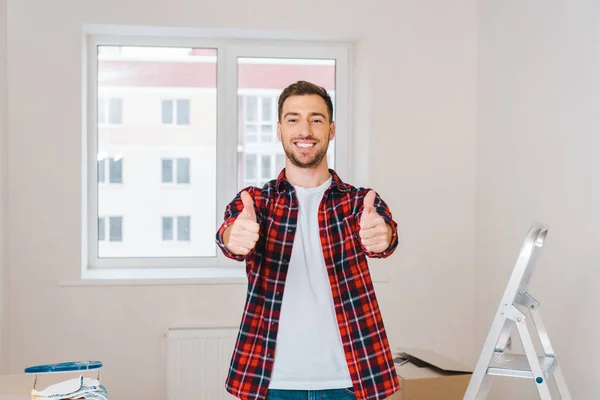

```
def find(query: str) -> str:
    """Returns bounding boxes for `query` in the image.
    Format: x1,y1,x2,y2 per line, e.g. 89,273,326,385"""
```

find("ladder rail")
530,305,572,400
529,302,555,357
463,317,514,399
552,365,572,400
516,317,553,399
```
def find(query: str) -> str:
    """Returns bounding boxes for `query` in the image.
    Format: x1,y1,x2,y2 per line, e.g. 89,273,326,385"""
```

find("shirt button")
287,228,293,233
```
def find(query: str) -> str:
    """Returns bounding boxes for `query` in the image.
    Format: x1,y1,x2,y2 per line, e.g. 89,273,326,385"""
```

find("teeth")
297,143,315,148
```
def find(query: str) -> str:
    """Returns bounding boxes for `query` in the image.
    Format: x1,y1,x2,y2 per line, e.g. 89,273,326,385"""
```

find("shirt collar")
275,168,350,194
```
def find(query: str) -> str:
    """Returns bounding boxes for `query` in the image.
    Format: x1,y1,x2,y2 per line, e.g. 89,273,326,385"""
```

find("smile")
295,142,315,148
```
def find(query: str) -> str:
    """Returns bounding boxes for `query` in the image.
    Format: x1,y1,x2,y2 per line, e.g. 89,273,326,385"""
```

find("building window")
98,216,123,242
243,96,276,143
98,98,123,125
162,99,190,125
162,216,191,242
161,158,190,184
242,152,286,188
87,37,350,272
97,156,123,184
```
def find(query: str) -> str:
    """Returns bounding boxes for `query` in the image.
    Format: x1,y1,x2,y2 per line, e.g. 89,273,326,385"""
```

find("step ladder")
464,223,571,400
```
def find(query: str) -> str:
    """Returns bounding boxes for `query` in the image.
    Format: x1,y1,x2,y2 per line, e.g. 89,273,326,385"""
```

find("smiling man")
216,81,400,400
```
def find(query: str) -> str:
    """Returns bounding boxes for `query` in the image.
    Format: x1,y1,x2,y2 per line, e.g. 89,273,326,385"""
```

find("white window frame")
161,99,191,126
84,33,353,276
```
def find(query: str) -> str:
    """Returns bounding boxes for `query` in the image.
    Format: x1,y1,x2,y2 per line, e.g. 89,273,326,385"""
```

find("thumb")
360,190,377,228
363,190,376,212
239,191,256,221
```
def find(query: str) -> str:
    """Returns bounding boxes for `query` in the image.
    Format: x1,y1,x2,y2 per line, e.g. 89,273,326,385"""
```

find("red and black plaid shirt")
216,169,400,400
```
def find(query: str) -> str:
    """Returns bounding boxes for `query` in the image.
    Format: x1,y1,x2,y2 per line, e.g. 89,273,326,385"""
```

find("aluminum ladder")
464,223,571,399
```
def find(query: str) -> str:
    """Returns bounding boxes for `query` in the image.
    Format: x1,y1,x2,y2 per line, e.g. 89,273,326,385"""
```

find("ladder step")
487,352,557,379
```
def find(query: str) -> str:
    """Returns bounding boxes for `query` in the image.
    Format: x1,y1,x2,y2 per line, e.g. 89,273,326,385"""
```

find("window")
86,35,350,272
97,155,123,184
162,216,191,242
162,99,190,125
243,96,276,143
98,98,123,125
98,216,123,242
161,158,190,184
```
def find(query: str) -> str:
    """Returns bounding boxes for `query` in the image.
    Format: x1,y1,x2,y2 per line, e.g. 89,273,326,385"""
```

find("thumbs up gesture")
359,190,392,253
224,191,260,256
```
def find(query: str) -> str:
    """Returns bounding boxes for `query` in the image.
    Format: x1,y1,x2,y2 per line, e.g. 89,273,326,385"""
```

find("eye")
287,118,297,123
311,119,323,124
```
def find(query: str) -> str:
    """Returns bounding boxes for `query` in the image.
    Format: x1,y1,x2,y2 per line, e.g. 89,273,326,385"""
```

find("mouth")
293,141,317,152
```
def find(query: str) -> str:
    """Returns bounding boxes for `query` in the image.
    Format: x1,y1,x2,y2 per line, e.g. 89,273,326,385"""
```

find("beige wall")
0,0,7,375
476,1,599,398
6,0,477,398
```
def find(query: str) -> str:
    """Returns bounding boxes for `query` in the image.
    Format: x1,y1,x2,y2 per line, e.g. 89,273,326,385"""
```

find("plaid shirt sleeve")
215,186,263,261
354,189,399,259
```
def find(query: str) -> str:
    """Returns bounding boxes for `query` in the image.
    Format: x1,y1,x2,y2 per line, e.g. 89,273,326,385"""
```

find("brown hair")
277,80,334,122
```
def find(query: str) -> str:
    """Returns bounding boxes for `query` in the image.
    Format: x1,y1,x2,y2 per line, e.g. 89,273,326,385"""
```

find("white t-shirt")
268,176,353,390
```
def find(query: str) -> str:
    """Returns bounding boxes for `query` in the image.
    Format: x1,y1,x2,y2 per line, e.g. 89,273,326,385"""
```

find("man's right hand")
223,191,260,256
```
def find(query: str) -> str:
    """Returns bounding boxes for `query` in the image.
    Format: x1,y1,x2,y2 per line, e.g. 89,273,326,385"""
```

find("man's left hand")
359,190,392,253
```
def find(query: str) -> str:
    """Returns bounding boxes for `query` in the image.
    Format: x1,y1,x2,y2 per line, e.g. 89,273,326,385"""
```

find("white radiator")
166,327,239,400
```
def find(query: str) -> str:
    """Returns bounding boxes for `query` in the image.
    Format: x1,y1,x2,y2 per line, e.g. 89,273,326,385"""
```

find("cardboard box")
394,348,473,400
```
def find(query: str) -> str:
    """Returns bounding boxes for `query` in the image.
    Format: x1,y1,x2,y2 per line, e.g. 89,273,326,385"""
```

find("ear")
329,121,336,141
277,122,282,142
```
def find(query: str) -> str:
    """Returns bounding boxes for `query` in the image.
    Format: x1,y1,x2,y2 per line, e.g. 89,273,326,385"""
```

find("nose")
296,119,313,137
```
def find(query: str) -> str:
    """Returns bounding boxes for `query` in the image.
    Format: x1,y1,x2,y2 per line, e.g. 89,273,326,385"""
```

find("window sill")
59,265,390,287
59,267,247,286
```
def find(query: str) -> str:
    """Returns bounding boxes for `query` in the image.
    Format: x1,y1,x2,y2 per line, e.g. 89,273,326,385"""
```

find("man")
216,81,400,400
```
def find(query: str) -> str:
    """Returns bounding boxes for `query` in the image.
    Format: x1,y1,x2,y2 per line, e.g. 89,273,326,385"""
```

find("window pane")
162,217,173,241
177,216,190,241
161,159,173,183
245,154,257,181
97,45,218,258
109,216,123,242
98,99,106,124
261,97,272,121
109,98,122,124
246,97,257,121
176,158,190,184
162,100,173,124
98,217,105,241
177,99,190,125
237,58,336,191
260,124,272,142
109,158,122,183
98,159,106,182
261,155,271,181
245,125,258,143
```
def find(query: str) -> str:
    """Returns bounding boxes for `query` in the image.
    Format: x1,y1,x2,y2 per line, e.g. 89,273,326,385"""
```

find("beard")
282,137,330,169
